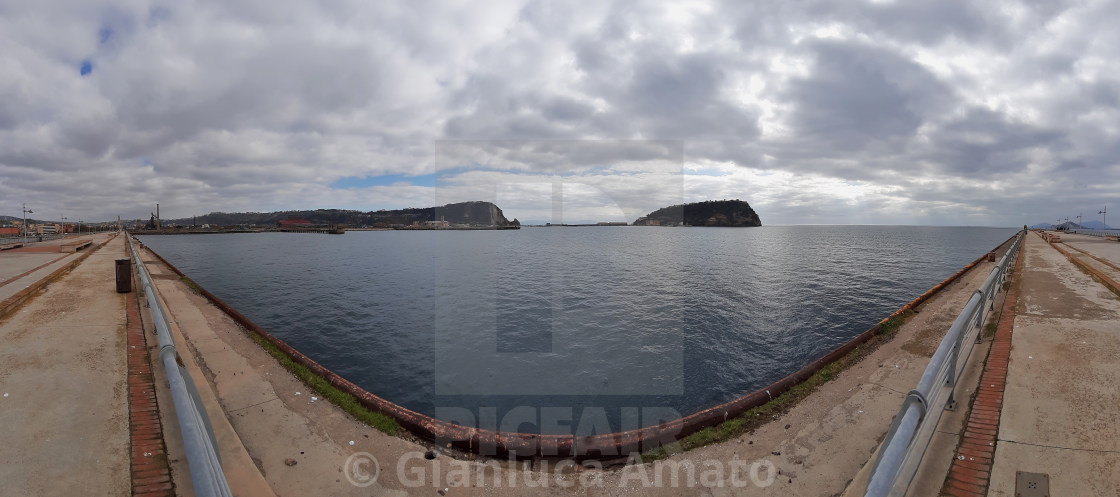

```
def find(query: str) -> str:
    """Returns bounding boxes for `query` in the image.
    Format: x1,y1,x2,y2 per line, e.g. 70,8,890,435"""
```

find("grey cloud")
917,108,1067,177
620,52,759,139
782,40,953,154
2,0,1119,227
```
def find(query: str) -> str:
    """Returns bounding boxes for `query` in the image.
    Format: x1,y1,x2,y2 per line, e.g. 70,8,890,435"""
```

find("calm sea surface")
139,225,1015,432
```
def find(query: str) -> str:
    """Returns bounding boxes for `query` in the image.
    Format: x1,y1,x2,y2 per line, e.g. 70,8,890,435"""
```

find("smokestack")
156,203,160,229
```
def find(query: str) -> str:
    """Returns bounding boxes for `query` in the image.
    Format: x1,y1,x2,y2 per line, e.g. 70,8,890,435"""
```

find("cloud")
1,0,1118,226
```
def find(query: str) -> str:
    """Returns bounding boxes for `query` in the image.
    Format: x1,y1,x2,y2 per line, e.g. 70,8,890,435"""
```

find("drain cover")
1015,471,1049,497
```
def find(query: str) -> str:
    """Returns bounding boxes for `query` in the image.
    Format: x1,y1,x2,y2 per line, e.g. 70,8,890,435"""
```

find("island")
633,199,762,227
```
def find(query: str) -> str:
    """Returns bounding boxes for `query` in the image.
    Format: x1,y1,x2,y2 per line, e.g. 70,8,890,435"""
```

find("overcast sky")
2,0,1118,225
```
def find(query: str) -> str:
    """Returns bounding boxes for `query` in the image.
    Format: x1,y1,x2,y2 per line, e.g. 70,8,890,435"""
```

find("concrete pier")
0,233,129,496
986,233,1120,496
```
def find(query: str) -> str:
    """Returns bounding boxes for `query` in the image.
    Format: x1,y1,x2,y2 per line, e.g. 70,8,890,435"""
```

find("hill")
1030,220,1114,230
634,199,762,227
166,201,519,228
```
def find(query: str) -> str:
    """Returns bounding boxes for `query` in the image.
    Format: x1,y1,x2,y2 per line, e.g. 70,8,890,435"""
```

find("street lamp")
60,215,67,239
21,203,33,243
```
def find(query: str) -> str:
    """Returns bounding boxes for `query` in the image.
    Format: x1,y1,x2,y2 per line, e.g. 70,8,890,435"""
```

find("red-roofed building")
277,216,312,228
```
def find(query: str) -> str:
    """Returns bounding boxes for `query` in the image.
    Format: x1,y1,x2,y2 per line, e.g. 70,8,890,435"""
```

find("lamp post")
21,203,33,243
1101,207,1108,231
60,215,67,239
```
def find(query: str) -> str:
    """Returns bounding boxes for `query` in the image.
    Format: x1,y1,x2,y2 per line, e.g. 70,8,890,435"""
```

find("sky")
2,0,1118,226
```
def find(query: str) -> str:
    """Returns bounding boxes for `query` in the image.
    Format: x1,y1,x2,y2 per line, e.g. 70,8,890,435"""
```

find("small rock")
788,478,792,483
348,440,355,446
284,458,297,466
784,424,791,430
748,440,753,445
771,450,781,456
438,489,447,496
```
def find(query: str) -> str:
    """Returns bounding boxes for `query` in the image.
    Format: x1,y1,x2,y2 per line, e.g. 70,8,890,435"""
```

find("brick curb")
126,241,175,497
942,235,1024,496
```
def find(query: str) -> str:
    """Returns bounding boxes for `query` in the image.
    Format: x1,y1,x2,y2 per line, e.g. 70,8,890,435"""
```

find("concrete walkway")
988,233,1120,496
0,234,129,496
0,234,109,304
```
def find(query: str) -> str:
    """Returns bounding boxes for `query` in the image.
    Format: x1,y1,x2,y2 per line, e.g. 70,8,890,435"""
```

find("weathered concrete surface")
843,250,1015,497
0,234,108,303
988,233,1120,496
135,248,276,497
1058,232,1120,284
133,238,1014,496
0,234,129,496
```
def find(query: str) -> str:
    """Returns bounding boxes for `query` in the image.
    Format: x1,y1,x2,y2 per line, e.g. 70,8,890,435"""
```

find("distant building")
278,216,312,228
425,220,450,228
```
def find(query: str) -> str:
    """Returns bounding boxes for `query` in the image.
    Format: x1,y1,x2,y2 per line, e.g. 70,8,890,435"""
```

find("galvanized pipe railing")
1068,229,1120,238
127,234,233,497
864,230,1024,497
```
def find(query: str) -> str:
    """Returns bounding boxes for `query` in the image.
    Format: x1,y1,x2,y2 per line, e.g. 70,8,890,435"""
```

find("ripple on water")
140,225,1016,431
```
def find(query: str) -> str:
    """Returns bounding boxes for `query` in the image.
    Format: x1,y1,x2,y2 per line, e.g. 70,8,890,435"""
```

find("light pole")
60,215,67,239
1101,207,1108,230
21,203,33,243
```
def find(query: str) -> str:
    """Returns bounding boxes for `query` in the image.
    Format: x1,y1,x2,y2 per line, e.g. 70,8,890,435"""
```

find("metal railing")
864,230,1025,497
1,233,66,244
127,234,233,497
1067,229,1120,238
